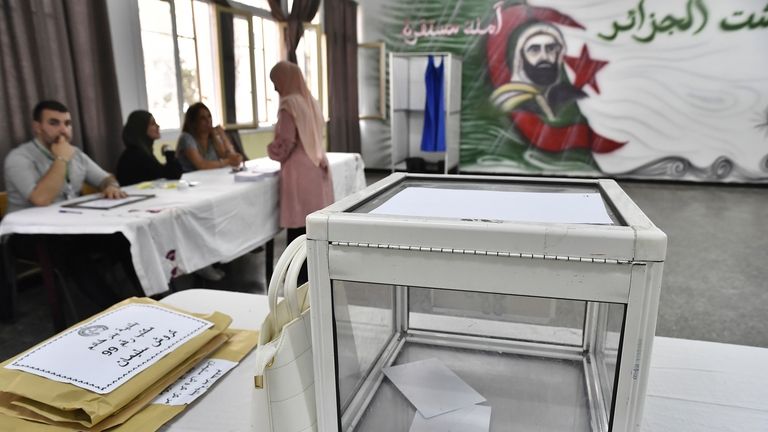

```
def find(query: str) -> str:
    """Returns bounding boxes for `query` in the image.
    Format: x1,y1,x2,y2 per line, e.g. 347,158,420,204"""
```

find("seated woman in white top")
176,102,243,172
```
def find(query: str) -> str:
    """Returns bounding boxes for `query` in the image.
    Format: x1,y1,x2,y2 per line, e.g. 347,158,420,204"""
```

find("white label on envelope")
5,304,213,394
383,358,486,418
154,358,237,406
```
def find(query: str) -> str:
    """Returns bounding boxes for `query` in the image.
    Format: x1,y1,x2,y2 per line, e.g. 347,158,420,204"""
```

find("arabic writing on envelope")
5,304,213,394
154,358,237,406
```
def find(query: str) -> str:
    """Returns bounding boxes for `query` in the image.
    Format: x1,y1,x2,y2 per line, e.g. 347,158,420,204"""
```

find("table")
0,153,366,326
160,290,768,432
0,153,365,296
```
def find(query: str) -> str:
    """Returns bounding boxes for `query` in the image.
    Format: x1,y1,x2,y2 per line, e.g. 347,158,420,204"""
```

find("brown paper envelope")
87,332,230,431
109,329,259,432
0,330,259,432
0,298,232,427
0,412,73,432
0,332,228,431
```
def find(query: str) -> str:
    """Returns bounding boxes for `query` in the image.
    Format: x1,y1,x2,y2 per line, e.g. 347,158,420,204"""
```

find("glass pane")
332,281,395,413
174,0,195,38
598,303,624,416
193,0,221,125
177,37,200,112
233,16,254,124
253,17,267,124
262,18,280,124
138,0,172,34
296,27,320,101
348,178,622,226
410,289,585,346
333,282,624,432
139,0,180,129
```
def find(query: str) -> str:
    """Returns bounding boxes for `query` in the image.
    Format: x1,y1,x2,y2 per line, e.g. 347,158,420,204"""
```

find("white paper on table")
153,358,237,406
5,304,213,394
234,171,273,182
370,187,614,224
409,404,492,432
382,358,486,419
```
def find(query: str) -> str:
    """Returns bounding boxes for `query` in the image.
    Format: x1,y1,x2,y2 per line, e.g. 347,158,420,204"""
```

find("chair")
81,183,99,195
0,192,76,327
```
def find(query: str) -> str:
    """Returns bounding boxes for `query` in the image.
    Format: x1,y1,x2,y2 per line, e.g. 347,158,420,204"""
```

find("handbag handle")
283,240,307,315
267,235,306,330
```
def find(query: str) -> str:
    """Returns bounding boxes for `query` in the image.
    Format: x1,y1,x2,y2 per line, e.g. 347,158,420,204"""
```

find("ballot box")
305,174,666,432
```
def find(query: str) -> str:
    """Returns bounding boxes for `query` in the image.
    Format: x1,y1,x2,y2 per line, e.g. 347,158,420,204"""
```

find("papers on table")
383,358,492,431
383,358,486,418
370,187,614,224
5,304,213,394
154,358,237,406
234,163,279,182
64,194,155,210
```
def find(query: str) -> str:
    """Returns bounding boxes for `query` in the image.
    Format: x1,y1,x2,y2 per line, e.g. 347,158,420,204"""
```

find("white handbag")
253,235,317,432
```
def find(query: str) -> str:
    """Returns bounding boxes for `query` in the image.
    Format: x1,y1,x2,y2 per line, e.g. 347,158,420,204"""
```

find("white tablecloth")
0,153,366,296
160,290,768,432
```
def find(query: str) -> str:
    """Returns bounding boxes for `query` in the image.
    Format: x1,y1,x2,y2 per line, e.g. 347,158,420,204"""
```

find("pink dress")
268,110,334,228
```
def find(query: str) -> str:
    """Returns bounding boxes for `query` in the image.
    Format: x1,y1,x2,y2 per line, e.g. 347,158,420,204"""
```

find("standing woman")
176,102,243,172
116,110,183,185
268,61,334,251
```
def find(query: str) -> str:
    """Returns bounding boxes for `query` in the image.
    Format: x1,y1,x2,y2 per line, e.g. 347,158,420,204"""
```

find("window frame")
214,4,263,130
137,0,325,132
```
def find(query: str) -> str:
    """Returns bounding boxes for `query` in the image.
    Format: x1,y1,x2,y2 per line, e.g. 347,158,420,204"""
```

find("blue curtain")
420,55,446,152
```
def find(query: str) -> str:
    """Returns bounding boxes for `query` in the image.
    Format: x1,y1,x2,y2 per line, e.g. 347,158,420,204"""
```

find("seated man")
4,100,126,213
3,100,137,317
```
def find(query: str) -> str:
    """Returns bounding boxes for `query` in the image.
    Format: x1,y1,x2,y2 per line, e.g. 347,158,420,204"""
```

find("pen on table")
59,209,82,214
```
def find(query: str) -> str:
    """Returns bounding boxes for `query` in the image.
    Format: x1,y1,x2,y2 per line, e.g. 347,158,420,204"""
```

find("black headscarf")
122,110,154,154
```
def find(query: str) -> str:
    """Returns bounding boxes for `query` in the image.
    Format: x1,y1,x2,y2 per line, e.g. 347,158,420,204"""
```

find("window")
252,15,281,125
296,24,324,116
138,0,221,129
138,0,325,130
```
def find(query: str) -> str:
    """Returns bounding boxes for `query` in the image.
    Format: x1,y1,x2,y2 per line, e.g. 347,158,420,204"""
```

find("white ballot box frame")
306,173,667,432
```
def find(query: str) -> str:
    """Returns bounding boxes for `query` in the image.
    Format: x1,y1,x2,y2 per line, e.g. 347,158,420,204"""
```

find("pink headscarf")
270,61,325,167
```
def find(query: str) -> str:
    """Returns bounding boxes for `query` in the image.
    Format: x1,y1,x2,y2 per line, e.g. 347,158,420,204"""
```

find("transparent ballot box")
306,174,666,432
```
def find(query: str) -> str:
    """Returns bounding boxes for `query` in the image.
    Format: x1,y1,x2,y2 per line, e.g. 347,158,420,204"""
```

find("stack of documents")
234,165,278,182
0,297,258,431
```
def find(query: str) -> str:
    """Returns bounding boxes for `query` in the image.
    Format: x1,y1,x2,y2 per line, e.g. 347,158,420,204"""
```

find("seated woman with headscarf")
267,61,334,282
116,110,182,185
176,102,243,172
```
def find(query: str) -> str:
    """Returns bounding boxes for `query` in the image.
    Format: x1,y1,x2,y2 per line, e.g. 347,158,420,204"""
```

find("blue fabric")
421,55,446,152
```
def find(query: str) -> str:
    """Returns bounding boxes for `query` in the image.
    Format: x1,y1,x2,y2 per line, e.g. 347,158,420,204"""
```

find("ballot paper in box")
0,297,258,431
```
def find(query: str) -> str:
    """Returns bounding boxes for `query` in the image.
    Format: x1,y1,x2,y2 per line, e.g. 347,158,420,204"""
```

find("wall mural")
381,0,768,182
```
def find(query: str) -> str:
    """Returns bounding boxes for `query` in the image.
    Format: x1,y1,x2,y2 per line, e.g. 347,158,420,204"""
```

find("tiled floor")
1,173,767,361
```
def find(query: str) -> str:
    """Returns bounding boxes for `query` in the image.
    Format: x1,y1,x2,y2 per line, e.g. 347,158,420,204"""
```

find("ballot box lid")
308,174,666,262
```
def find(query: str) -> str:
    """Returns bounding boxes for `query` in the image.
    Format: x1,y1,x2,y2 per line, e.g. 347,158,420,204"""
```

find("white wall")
358,0,393,170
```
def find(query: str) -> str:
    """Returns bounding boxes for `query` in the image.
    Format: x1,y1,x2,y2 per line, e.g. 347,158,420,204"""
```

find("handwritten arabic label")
599,0,768,43
153,359,237,406
401,1,503,46
5,304,213,394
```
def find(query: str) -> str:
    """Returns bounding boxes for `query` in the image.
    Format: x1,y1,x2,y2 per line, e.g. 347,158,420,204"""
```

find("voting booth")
306,173,666,432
